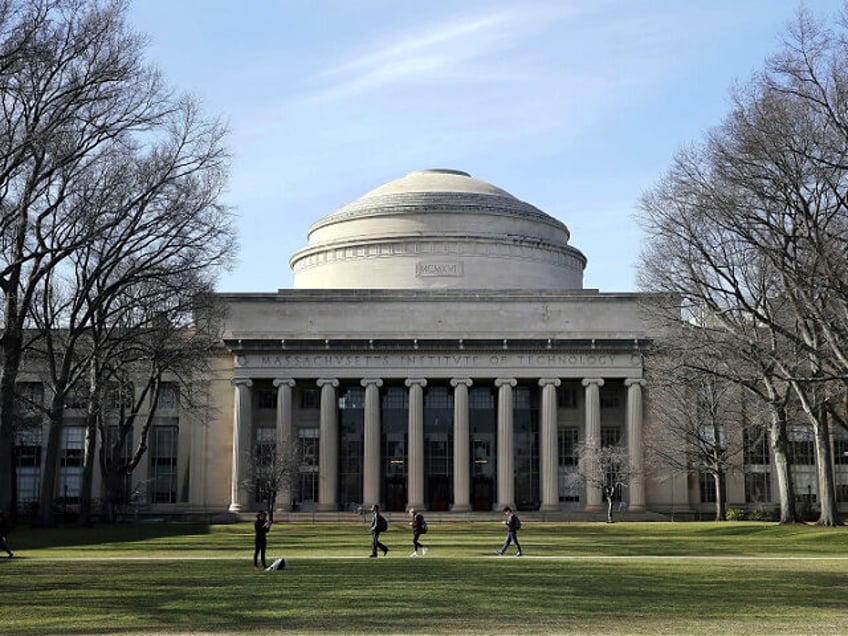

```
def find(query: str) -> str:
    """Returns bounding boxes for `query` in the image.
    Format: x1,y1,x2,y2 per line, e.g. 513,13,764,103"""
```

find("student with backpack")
408,508,428,557
496,506,522,557
369,504,389,557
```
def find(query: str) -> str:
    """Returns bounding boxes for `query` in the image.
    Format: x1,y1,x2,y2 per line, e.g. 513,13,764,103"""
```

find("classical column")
626,378,647,511
495,378,517,510
229,378,253,512
539,378,562,512
317,378,339,511
451,378,473,512
406,378,427,511
361,378,383,509
273,378,296,512
582,378,605,511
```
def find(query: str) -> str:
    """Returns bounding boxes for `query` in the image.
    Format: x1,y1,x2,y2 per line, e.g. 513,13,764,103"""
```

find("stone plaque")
415,260,464,278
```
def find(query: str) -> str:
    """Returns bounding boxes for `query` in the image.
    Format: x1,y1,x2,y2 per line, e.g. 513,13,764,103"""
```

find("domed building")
198,169,665,517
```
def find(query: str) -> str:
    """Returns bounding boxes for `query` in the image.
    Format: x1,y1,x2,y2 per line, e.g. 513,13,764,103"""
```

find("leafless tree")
243,435,302,522
568,443,632,523
637,5,847,526
0,0,234,520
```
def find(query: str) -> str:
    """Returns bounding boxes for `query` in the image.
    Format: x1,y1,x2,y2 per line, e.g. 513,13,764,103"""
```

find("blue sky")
128,0,838,293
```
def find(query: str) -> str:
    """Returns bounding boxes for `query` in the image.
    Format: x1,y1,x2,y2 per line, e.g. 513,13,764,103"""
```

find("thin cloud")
306,4,578,102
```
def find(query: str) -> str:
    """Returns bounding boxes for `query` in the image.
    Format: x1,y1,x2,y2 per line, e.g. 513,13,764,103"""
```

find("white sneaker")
410,551,418,557
422,547,428,556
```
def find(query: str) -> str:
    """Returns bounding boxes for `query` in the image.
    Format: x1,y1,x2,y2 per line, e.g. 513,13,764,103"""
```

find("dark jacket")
254,519,270,545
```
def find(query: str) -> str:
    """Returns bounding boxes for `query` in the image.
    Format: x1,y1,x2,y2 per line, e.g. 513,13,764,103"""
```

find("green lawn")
1,521,847,635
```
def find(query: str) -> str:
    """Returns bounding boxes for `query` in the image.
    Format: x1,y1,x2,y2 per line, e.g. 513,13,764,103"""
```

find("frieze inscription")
242,352,625,369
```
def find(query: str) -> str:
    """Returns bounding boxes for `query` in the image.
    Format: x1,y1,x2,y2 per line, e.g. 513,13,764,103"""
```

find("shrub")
726,508,747,521
748,506,771,521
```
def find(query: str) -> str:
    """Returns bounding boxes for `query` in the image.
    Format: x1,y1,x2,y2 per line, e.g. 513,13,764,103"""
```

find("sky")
128,0,840,294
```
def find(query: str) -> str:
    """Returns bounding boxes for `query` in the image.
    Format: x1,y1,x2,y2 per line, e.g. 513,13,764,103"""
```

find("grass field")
1,520,847,635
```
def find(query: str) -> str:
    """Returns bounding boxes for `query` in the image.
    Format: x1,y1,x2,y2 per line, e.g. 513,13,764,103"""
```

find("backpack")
376,514,388,533
417,515,428,534
512,515,522,531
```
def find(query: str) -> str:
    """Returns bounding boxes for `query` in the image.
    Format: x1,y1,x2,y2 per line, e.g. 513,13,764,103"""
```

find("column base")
406,502,426,512
317,503,338,512
450,503,472,512
228,503,243,512
539,503,561,512
494,502,516,512
583,504,605,513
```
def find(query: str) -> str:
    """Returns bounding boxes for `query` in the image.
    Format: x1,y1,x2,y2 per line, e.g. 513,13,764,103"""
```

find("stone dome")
289,169,587,290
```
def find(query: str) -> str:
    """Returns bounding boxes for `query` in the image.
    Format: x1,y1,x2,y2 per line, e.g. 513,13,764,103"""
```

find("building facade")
14,169,847,518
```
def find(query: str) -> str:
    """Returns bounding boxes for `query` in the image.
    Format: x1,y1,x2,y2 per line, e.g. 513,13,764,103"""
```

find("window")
558,388,577,409
834,438,848,465
258,389,277,410
64,386,88,410
469,388,494,409
788,426,814,465
59,426,85,502
699,473,717,503
601,427,621,448
300,389,320,409
106,382,134,411
339,387,364,409
558,429,578,467
104,426,133,504
558,429,579,502
150,426,178,503
744,427,769,465
254,427,276,504
382,386,408,409
513,387,533,409
156,383,179,410
16,427,42,504
745,472,771,503
15,382,43,416
600,390,621,409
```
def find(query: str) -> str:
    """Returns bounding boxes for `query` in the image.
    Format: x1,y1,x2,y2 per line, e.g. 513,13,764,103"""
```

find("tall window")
699,473,717,503
150,426,178,503
744,427,770,465
258,389,277,410
254,427,276,504
558,428,579,502
104,426,133,505
558,388,577,409
298,428,319,506
59,426,85,502
156,383,179,410
788,426,814,465
601,427,621,448
300,389,320,409
16,427,42,504
745,472,771,503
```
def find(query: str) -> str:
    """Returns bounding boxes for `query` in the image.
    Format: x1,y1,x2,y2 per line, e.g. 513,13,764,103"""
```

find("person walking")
496,506,522,557
408,508,428,557
253,511,271,569
369,504,389,557
0,512,13,558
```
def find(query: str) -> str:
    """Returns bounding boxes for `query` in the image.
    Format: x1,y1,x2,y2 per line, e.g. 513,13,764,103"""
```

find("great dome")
289,169,587,290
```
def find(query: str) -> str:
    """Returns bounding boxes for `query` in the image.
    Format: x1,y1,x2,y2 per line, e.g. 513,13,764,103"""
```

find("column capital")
273,378,296,388
538,377,562,388
316,378,339,388
360,378,384,388
231,377,253,388
494,377,517,388
405,378,428,388
450,377,473,388
624,378,646,388
581,378,605,388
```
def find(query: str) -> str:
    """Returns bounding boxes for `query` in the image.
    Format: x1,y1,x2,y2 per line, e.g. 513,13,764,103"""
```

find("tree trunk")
36,390,66,528
714,471,727,521
813,405,840,526
768,405,799,524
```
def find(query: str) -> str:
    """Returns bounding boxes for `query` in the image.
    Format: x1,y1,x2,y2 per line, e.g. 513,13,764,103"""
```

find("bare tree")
568,443,632,523
643,340,747,521
243,435,301,522
637,5,848,526
0,0,233,520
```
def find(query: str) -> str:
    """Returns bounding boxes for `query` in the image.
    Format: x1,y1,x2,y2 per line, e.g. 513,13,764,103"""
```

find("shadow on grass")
15,522,212,550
